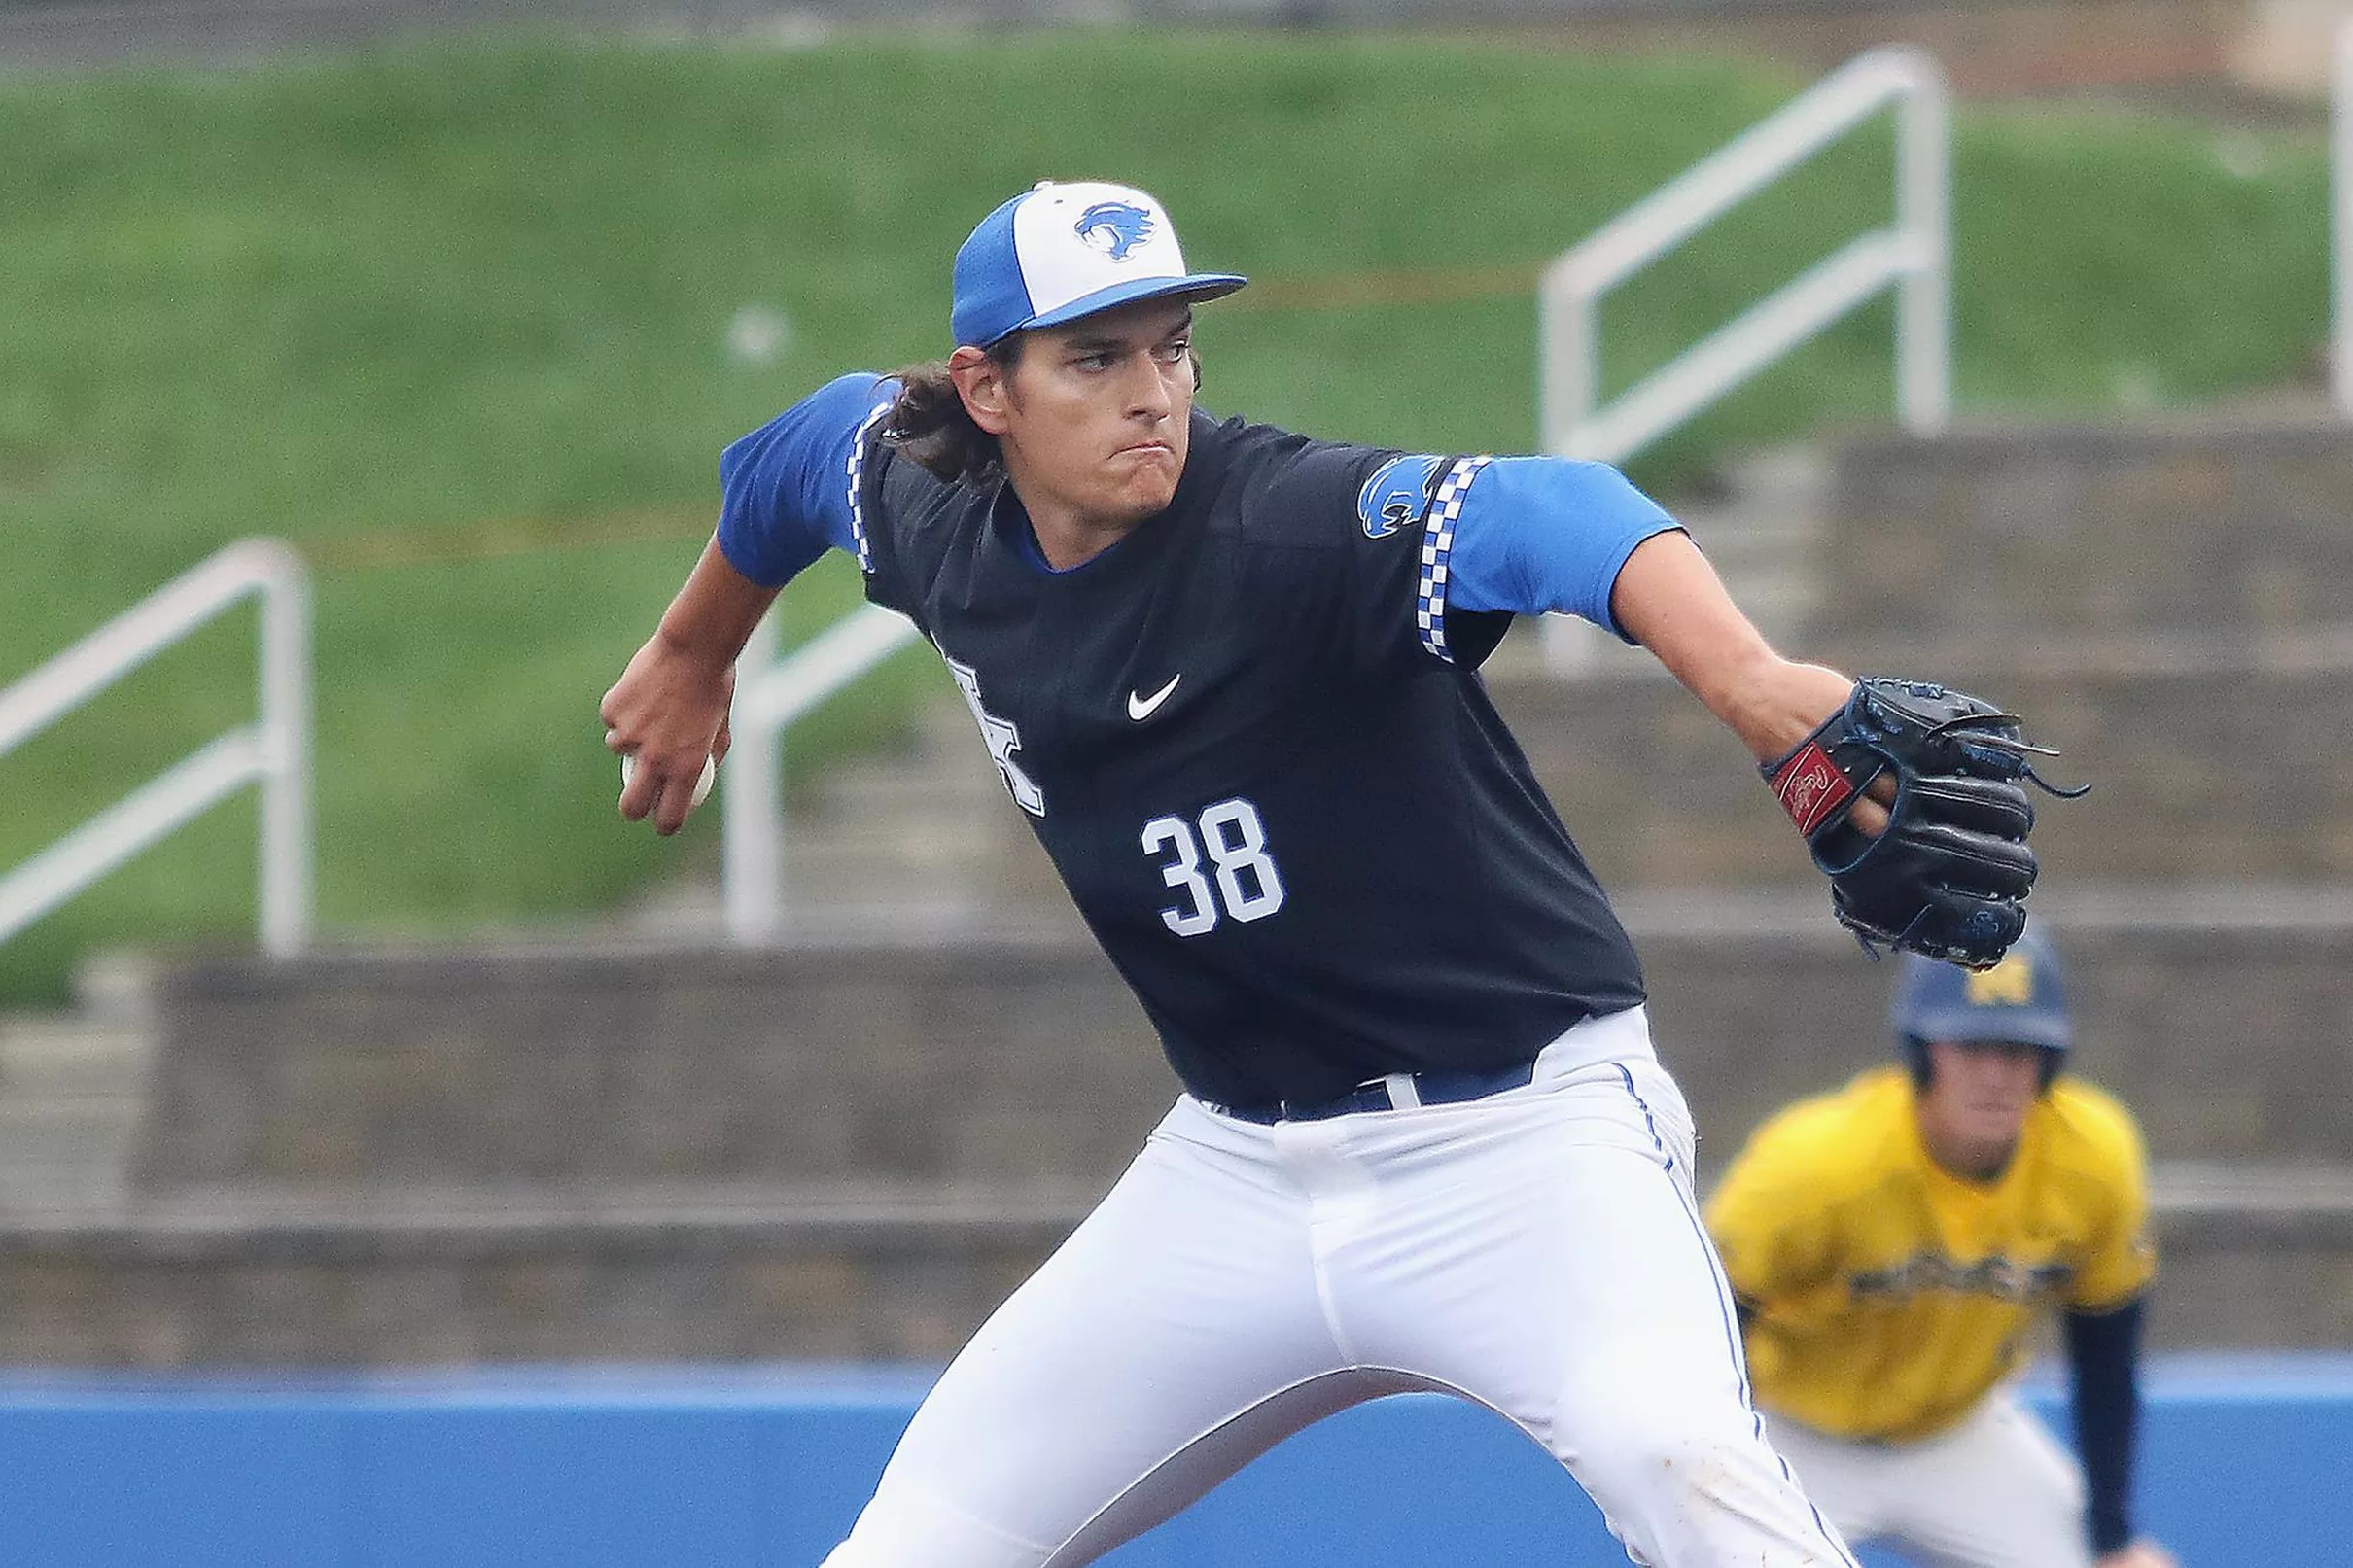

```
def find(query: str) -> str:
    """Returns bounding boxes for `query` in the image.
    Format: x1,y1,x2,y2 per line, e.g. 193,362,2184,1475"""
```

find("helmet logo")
1074,201,1154,261
1965,954,2034,1006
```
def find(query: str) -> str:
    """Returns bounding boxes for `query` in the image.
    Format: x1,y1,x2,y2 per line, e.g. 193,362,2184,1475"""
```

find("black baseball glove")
1762,678,2088,969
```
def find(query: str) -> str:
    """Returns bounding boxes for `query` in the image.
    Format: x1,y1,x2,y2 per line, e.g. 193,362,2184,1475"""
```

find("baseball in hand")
621,749,716,810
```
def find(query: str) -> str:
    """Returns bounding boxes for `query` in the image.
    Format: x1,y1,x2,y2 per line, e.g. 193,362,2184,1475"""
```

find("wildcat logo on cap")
949,179,1248,348
1074,201,1155,261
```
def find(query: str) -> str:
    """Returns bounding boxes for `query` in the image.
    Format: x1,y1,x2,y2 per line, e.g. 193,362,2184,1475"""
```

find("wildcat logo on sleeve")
1357,454,1444,540
1768,742,1855,835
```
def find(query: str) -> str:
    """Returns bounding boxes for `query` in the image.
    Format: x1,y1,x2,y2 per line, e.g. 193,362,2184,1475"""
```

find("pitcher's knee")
1576,1401,1736,1502
1568,1378,1788,1504
1564,1389,1843,1566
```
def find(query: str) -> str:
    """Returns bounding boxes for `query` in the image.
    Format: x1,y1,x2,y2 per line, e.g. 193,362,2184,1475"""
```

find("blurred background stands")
0,0,2349,1369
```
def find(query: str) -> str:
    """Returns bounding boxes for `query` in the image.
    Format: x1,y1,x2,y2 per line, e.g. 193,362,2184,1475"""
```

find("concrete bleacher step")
0,1177,1092,1364
0,1013,157,1210
1675,445,1832,643
1821,404,2352,645
0,1158,2338,1364
127,918,2353,1184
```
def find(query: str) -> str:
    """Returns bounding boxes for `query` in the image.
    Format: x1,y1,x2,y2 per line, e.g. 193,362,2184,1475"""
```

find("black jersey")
855,409,1645,1108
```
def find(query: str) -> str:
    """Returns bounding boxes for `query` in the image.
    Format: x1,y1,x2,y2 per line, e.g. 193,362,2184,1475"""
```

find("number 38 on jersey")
1141,798,1287,937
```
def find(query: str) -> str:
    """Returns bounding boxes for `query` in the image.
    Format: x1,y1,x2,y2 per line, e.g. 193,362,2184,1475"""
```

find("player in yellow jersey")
1705,925,2173,1568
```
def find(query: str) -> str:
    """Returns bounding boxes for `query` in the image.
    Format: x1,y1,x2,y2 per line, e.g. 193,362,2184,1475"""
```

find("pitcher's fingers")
618,757,660,822
654,778,693,836
1848,773,1895,837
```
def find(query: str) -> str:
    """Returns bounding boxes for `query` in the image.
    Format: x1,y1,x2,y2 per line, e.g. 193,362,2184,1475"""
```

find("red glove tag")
1768,739,1855,836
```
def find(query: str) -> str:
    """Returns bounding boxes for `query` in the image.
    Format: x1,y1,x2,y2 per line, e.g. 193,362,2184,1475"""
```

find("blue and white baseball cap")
951,180,1247,349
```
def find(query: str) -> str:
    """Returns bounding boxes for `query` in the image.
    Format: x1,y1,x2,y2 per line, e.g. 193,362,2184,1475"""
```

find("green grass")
0,30,2333,1001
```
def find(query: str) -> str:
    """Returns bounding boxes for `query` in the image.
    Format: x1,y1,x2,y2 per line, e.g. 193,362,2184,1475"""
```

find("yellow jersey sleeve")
1703,1095,1854,1312
2051,1080,2159,1310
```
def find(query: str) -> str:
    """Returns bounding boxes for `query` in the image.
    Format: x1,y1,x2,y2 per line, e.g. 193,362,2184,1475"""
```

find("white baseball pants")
1765,1392,2092,1568
822,1006,1856,1568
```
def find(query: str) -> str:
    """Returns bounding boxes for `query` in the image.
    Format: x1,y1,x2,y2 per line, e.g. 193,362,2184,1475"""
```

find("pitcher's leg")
1538,1078,1854,1568
1338,1058,1856,1568
822,1105,1350,1568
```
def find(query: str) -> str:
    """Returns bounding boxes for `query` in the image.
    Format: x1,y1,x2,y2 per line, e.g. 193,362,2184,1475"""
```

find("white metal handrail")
721,600,921,944
1540,46,1949,462
0,538,311,955
1537,47,1949,672
2335,19,2351,417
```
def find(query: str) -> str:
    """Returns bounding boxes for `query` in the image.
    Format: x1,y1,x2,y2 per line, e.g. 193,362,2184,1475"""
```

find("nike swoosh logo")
1127,675,1181,720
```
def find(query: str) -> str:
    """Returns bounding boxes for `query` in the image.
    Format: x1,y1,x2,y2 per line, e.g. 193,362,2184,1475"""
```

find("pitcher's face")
960,298,1198,534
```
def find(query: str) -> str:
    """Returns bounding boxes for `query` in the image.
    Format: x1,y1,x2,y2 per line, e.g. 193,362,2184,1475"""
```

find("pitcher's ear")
949,344,1013,435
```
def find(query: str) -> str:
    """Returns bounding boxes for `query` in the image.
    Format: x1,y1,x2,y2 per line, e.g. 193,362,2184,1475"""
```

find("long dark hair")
881,336,1025,485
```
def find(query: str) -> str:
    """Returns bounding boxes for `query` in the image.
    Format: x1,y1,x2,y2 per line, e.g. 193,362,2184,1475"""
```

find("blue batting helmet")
1891,922,2071,1090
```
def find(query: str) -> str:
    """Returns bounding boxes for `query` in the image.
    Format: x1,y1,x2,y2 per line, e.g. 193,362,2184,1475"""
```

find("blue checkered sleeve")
1441,457,1683,642
716,373,898,588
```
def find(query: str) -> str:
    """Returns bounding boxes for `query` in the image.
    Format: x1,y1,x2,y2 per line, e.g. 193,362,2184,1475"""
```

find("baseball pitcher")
602,179,2082,1568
